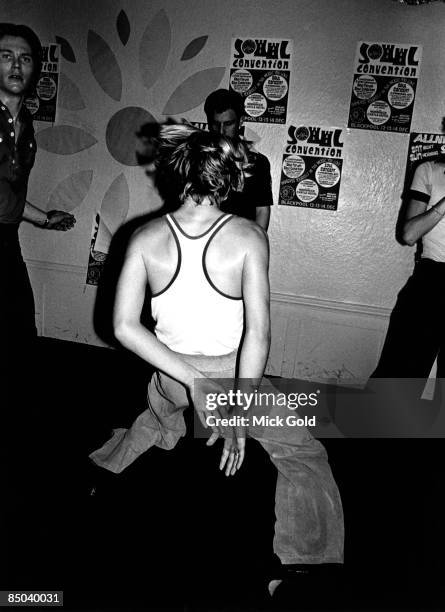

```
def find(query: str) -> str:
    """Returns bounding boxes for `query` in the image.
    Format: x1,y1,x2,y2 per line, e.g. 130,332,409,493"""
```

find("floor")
2,338,444,611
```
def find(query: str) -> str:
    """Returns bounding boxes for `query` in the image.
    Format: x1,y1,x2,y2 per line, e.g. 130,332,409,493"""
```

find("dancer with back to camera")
90,124,344,595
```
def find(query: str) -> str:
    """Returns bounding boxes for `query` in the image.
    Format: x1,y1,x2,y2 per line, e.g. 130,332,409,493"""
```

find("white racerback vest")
151,213,244,356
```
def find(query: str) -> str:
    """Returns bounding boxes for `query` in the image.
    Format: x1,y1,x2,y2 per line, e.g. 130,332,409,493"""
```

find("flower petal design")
87,30,122,102
55,36,76,63
36,125,98,155
58,73,86,110
117,9,131,45
162,67,226,115
181,35,208,61
47,170,93,212
92,219,113,258
106,106,156,166
94,173,130,253
139,9,171,91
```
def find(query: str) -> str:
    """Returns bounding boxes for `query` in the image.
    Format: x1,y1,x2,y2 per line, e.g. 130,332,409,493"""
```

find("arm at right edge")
238,224,271,386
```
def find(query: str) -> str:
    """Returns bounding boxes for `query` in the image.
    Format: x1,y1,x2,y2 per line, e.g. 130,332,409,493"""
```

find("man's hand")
190,375,246,474
207,430,246,476
207,388,247,476
189,374,229,436
47,210,76,231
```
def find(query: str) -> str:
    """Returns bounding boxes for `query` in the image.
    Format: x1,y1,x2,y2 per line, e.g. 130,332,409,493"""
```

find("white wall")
7,0,444,381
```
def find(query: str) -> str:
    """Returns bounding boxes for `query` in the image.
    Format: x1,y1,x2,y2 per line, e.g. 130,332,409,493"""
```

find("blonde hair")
155,124,250,206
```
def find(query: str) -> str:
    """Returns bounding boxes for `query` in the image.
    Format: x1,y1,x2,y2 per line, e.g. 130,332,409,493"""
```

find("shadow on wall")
93,212,155,346
93,121,182,346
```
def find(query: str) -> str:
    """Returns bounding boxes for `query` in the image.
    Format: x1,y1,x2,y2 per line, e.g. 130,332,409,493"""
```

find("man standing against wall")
204,88,273,231
368,155,445,582
372,157,445,380
0,23,75,366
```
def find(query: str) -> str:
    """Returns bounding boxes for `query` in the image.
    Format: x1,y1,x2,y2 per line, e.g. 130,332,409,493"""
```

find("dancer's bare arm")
113,230,224,433
238,224,271,383
210,224,271,475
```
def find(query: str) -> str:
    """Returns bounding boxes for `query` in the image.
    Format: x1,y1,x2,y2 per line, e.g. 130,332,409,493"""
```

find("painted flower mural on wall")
35,8,226,283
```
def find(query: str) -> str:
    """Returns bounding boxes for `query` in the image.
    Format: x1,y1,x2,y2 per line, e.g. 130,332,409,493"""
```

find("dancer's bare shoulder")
128,216,173,260
224,215,269,256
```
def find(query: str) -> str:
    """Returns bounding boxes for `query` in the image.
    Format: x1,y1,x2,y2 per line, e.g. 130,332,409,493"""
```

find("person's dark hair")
204,89,244,121
0,23,43,90
156,124,250,206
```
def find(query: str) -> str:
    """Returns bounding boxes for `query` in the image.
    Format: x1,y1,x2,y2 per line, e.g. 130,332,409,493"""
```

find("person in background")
372,155,445,379
204,88,273,231
367,150,445,587
0,23,75,365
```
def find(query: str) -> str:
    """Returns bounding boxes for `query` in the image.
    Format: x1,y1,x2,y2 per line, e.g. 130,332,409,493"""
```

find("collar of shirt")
0,100,36,184
0,102,33,140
